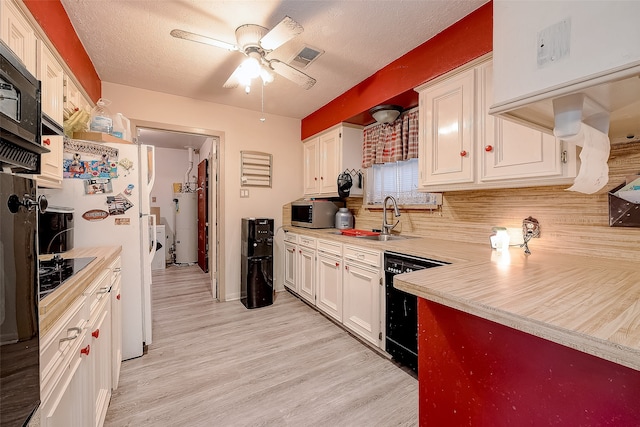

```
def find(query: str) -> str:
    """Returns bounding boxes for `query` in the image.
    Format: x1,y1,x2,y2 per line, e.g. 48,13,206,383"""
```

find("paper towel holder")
552,93,610,139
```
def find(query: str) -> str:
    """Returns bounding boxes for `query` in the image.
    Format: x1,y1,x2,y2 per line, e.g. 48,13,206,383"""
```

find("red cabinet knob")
314,177,317,181
335,262,339,267
460,150,467,157
81,345,91,356
485,145,493,152
320,176,324,180
43,138,51,146
116,294,121,300
92,329,100,339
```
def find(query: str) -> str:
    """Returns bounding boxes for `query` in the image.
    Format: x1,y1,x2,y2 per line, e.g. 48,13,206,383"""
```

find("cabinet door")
41,335,92,427
297,247,315,305
284,242,297,292
343,261,381,346
478,61,563,182
419,68,475,187
316,252,342,322
319,129,340,194
303,138,320,195
89,301,112,427
110,263,122,391
38,42,64,125
0,0,37,75
38,135,63,188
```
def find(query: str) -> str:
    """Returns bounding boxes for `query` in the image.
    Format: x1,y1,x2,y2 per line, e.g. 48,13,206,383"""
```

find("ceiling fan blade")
222,65,242,89
259,16,303,51
170,29,238,51
269,59,316,90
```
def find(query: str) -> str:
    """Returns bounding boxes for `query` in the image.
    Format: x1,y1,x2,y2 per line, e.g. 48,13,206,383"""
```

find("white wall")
102,82,303,299
151,147,199,247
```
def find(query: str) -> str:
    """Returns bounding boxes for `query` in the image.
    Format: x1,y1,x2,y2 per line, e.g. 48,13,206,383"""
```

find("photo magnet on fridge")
84,178,113,194
106,193,134,215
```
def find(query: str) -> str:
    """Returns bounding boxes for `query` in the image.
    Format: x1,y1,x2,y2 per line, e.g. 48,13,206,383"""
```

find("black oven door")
0,173,40,425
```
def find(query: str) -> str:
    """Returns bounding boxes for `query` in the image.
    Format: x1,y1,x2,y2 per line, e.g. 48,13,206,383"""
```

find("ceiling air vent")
289,45,324,69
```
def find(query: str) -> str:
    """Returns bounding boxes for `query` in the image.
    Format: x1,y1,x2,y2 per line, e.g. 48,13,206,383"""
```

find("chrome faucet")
381,196,400,236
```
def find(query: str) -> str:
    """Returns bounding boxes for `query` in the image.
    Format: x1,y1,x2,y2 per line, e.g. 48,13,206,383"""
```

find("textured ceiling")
60,0,488,123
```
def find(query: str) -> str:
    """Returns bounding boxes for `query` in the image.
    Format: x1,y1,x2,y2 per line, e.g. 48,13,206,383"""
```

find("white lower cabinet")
316,239,343,322
283,234,383,349
283,232,298,293
40,296,92,427
297,236,317,304
85,270,112,427
342,245,382,347
41,255,122,427
110,257,122,390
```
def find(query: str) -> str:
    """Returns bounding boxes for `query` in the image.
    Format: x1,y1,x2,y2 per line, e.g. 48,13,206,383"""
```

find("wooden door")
197,159,208,272
343,261,381,346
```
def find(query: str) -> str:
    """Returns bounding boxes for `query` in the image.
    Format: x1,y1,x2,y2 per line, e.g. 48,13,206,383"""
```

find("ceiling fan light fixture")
260,67,274,84
369,104,403,124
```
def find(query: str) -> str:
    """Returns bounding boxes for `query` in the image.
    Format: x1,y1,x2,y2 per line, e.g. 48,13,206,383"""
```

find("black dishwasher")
384,251,449,374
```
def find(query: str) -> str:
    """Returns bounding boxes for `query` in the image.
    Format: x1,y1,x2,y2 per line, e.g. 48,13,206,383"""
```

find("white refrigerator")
43,139,156,360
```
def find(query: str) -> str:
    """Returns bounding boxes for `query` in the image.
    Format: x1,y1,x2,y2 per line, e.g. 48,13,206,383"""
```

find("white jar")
335,208,354,229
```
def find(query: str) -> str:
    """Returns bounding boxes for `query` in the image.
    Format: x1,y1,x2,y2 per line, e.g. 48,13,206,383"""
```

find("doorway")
131,119,223,300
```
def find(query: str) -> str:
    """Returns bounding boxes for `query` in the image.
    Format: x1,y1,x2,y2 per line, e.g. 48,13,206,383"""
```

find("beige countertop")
285,226,640,371
39,246,122,336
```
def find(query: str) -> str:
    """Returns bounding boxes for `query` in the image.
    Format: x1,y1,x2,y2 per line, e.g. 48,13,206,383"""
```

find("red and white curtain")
362,108,419,168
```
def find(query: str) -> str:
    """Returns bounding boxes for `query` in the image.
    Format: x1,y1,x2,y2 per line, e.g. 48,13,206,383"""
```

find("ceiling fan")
170,16,317,93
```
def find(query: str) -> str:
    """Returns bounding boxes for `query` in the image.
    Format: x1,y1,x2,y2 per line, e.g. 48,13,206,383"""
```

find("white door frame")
130,119,225,301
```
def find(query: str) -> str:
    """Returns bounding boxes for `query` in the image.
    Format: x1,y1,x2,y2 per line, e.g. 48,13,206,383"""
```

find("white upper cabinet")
416,56,577,192
477,60,570,182
491,1,640,145
0,0,37,75
38,41,64,125
303,124,363,197
419,67,475,187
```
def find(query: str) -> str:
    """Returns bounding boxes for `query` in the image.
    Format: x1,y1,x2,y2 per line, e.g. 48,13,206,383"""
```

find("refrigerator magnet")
84,178,113,195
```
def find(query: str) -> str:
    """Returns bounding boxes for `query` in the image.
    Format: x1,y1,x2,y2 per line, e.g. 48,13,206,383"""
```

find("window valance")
362,108,419,168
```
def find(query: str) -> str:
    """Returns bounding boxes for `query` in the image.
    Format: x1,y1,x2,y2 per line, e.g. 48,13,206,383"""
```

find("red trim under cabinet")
23,0,101,103
417,298,640,426
301,1,493,140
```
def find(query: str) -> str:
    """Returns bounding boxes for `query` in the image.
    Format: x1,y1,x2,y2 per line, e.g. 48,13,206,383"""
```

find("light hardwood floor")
104,265,418,426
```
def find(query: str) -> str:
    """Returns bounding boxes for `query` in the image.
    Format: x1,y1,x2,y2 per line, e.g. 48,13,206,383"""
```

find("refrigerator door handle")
147,145,156,190
148,214,157,257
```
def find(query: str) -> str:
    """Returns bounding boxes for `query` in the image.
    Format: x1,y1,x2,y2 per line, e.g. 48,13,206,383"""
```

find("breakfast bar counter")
286,227,640,424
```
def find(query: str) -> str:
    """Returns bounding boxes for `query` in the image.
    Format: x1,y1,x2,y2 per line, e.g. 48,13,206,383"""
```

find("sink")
356,234,418,241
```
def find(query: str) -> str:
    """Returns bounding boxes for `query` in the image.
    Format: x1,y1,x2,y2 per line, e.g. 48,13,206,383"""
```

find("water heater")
174,192,197,264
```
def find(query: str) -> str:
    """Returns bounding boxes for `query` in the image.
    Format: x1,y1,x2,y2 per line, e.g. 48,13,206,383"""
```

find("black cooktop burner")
39,256,96,299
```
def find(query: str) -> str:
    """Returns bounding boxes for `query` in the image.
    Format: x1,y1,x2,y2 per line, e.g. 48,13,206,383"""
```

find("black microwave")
0,40,48,173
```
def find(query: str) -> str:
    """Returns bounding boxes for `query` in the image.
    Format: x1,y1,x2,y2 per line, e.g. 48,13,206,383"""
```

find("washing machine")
152,225,167,270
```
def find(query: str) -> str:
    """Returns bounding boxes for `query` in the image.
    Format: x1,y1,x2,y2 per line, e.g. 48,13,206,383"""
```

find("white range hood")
490,1,640,144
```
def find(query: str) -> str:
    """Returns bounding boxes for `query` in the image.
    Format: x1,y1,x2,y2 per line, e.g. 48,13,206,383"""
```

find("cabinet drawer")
40,294,88,399
284,232,298,244
109,256,122,286
84,269,111,317
298,236,316,249
317,239,342,256
343,245,381,267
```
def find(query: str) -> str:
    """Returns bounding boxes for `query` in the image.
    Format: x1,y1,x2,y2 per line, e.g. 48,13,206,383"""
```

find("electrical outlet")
522,216,540,238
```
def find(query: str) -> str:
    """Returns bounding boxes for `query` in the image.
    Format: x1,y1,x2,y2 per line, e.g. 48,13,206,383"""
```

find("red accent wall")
23,0,101,103
301,1,493,140
418,298,640,426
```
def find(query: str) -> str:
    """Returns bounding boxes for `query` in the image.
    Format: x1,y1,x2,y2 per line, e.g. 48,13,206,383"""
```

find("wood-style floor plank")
104,265,417,426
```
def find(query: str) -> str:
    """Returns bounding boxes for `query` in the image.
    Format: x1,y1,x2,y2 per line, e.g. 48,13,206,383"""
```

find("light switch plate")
537,18,571,67
240,189,249,198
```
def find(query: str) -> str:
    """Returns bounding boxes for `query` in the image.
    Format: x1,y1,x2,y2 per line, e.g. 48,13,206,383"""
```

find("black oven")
0,40,48,174
0,173,42,426
384,251,448,374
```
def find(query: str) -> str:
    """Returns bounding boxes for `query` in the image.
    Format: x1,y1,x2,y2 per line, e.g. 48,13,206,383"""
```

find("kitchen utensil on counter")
335,207,354,229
